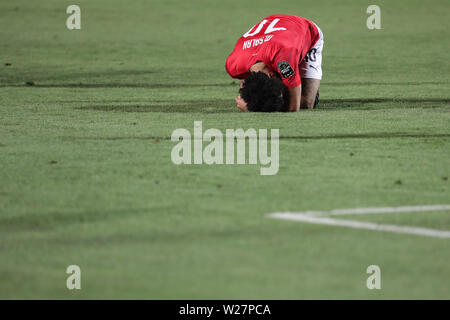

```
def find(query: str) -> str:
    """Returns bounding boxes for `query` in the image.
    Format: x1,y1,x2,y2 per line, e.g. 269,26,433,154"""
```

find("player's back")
226,15,319,80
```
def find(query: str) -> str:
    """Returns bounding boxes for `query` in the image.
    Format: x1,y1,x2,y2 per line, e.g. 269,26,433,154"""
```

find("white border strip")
268,205,450,239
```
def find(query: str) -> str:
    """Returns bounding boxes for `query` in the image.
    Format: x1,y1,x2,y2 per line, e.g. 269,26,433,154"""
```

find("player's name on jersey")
242,35,274,50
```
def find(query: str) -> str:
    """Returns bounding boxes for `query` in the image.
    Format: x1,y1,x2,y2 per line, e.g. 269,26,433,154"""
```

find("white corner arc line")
267,205,450,239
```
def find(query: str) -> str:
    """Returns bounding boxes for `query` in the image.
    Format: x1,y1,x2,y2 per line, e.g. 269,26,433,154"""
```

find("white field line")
268,205,450,239
328,204,450,216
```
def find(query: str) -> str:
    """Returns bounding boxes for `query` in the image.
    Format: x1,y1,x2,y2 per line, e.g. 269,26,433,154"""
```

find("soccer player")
225,14,324,112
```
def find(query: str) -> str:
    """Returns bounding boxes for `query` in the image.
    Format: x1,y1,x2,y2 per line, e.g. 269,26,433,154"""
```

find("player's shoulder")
225,49,251,79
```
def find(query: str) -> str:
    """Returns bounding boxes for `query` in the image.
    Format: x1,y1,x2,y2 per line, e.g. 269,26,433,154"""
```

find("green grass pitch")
0,0,449,299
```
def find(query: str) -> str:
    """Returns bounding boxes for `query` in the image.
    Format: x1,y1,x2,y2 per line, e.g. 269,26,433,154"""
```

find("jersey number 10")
243,19,287,38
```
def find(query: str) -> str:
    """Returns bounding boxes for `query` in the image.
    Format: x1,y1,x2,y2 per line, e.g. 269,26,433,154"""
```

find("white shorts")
299,23,324,80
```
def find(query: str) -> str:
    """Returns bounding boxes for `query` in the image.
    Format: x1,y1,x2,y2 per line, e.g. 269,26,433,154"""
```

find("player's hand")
235,95,248,111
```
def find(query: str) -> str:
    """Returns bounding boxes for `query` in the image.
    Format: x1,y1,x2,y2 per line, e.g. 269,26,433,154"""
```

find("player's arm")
274,48,302,111
287,85,301,112
300,78,320,109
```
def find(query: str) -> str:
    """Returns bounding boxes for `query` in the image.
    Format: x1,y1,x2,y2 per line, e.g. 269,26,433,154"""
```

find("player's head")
239,72,289,112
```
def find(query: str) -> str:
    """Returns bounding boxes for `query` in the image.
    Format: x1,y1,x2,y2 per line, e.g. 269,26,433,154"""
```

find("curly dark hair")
240,71,289,112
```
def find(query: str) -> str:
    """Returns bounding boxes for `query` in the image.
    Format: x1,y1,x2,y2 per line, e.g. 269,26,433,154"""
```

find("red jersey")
225,15,320,88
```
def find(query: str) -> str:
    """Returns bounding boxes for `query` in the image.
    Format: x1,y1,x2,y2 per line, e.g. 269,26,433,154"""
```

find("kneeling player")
225,14,324,112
